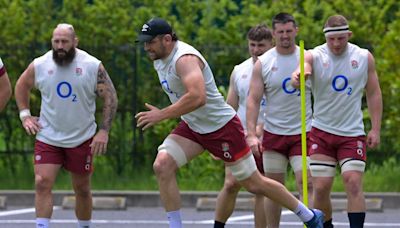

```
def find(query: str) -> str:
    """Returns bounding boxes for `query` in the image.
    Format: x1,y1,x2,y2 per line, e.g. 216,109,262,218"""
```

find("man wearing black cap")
136,18,324,228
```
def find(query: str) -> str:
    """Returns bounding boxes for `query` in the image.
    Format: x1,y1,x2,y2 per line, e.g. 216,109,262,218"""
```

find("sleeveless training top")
0,58,5,76
153,41,235,134
310,43,369,136
231,57,266,130
34,49,100,147
258,46,312,135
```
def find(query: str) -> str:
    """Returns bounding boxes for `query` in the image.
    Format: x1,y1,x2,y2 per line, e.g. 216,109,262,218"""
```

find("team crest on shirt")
323,61,329,68
271,66,278,72
351,60,359,69
48,70,54,75
75,67,82,76
241,74,248,79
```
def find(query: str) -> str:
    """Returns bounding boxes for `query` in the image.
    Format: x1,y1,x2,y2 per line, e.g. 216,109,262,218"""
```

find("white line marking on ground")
0,219,398,227
0,206,61,217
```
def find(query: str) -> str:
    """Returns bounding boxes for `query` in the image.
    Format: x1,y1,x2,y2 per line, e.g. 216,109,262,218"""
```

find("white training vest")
0,58,5,76
258,46,312,135
153,41,235,134
34,49,100,147
310,43,369,136
231,57,266,130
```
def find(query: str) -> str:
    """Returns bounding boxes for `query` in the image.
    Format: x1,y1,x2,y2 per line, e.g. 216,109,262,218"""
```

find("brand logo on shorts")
356,140,363,157
311,144,318,150
222,142,232,159
84,155,91,171
35,155,42,161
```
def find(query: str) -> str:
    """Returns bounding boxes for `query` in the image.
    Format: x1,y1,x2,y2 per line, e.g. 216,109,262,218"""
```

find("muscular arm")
365,52,382,148
226,69,239,110
246,60,264,137
158,54,206,119
96,63,118,132
291,51,313,88
15,63,35,111
0,71,12,111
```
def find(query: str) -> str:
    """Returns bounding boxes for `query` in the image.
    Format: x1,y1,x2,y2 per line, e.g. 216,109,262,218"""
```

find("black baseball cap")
136,18,172,42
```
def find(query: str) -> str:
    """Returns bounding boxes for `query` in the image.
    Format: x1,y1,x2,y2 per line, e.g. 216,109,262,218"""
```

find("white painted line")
0,219,398,227
0,206,61,217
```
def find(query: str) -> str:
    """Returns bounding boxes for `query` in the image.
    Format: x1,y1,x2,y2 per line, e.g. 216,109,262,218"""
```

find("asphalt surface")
1,206,399,228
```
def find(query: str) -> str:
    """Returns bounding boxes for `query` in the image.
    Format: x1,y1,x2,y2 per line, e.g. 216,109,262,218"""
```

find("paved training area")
0,206,399,228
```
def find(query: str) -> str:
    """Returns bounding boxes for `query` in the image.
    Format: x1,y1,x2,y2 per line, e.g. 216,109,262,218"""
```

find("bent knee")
153,153,177,176
223,178,241,193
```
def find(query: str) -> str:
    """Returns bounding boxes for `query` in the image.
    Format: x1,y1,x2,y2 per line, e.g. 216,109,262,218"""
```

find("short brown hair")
324,15,348,28
247,24,272,42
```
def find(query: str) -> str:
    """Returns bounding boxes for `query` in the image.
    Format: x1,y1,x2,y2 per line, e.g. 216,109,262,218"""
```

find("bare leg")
264,172,285,228
254,194,267,228
35,164,61,218
239,171,299,211
153,152,181,211
294,169,314,207
153,134,204,228
214,167,241,223
71,172,92,220
342,171,365,212
313,176,334,221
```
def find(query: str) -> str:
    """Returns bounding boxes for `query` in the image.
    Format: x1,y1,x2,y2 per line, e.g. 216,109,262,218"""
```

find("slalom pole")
299,40,309,209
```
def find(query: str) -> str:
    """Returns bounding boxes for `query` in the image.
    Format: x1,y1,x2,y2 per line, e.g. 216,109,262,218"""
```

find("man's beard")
52,48,76,66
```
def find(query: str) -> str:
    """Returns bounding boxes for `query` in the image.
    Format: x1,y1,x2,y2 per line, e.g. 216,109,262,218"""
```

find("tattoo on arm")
96,64,118,131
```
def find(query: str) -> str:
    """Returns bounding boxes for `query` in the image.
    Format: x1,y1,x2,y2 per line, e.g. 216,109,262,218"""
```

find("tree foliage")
0,0,399,184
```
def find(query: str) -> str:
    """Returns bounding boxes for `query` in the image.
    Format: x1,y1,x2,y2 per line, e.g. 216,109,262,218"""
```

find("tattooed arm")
90,63,118,155
96,63,118,131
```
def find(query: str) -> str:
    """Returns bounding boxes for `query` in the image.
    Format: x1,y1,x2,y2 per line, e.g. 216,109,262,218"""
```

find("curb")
0,190,398,210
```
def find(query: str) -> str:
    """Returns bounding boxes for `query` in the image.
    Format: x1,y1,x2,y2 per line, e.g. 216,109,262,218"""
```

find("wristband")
19,109,31,121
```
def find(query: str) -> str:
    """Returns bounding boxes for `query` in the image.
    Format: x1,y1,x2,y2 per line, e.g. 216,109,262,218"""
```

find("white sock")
36,217,50,228
166,210,182,228
77,219,91,228
294,202,314,222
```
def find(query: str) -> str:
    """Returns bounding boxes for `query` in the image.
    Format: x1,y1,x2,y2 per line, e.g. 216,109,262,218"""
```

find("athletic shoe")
304,209,324,228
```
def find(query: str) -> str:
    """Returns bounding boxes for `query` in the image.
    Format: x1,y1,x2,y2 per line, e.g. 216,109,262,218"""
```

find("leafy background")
0,0,399,191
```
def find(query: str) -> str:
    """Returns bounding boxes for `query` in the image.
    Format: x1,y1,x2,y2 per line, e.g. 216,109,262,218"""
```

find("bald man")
15,23,118,228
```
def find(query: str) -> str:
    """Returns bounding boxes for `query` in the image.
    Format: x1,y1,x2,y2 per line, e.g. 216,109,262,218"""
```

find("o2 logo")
56,81,77,102
161,79,180,99
332,75,352,95
282,77,300,96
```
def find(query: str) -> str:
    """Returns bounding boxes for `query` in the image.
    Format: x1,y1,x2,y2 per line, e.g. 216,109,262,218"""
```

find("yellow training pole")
300,40,309,209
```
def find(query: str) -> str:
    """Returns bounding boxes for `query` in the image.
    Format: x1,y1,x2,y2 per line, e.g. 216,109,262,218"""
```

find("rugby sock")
167,210,182,228
323,218,334,228
294,202,314,222
348,212,365,228
214,220,225,227
36,217,50,228
77,219,91,228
